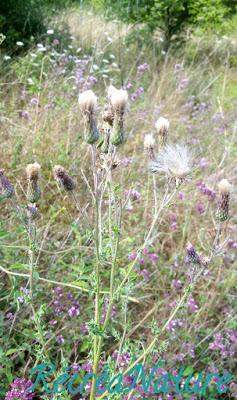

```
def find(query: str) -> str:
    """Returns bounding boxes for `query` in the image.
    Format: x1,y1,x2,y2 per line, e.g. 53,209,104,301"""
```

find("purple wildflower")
5,378,34,400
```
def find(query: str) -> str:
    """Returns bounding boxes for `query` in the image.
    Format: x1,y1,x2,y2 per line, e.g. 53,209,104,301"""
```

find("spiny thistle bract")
78,90,99,144
216,179,232,221
108,85,128,146
53,165,76,191
150,143,192,184
186,242,201,265
26,162,41,203
0,169,14,200
155,116,170,148
26,204,39,221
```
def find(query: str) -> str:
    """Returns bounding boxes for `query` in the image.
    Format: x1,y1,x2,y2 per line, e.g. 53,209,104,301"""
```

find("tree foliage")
100,0,236,48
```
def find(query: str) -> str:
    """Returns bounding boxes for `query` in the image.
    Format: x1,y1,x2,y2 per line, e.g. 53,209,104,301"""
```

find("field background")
1,1,237,399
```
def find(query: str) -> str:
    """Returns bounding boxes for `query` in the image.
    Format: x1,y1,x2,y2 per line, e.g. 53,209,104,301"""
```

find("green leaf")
183,366,194,377
71,281,90,290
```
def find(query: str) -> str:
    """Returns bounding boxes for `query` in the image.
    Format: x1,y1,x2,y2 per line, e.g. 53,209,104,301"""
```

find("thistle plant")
155,116,170,149
26,162,41,203
108,85,128,145
78,89,99,144
216,178,232,221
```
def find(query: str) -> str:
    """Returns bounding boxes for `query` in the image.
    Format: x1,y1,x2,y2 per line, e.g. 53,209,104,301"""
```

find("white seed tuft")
78,90,97,114
217,179,232,194
150,144,192,179
108,86,128,114
144,134,155,149
155,117,170,135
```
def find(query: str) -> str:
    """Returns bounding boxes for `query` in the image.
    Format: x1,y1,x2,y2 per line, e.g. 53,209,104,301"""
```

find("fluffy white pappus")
217,179,232,194
78,90,97,114
155,117,170,135
150,144,192,179
144,134,155,149
108,86,128,113
107,85,117,100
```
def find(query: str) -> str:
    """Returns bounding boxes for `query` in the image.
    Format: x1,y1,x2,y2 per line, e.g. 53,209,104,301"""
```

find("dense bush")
0,0,47,50
96,0,237,48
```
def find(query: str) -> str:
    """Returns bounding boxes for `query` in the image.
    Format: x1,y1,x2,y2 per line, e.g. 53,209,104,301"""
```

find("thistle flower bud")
53,165,76,191
144,134,156,160
26,162,41,203
78,90,99,144
216,179,232,221
186,242,201,265
26,204,39,221
155,117,169,147
0,169,14,200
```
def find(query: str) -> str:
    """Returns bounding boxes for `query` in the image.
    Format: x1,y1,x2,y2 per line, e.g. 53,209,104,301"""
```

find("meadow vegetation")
0,3,237,400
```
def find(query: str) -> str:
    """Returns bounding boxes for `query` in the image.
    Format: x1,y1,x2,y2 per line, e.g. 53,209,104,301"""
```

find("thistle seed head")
155,117,170,136
26,162,41,181
144,134,156,161
78,90,97,114
109,86,128,115
217,179,232,195
150,143,192,182
53,165,76,191
0,169,14,199
144,134,155,150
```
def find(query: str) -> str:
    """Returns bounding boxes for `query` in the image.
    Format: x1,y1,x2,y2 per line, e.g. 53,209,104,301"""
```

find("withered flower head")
53,165,76,191
78,90,97,115
26,162,41,181
26,162,41,203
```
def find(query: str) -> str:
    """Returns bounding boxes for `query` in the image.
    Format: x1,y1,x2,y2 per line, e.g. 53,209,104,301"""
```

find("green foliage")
100,0,236,48
0,0,46,50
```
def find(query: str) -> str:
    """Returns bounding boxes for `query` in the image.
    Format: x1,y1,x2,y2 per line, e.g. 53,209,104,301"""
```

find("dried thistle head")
78,90,97,115
155,117,169,147
155,117,170,135
97,154,121,172
0,169,14,200
150,143,192,184
79,90,99,144
26,162,41,181
217,179,232,195
144,134,156,161
108,85,128,115
26,163,41,203
216,178,232,221
102,109,114,126
53,165,76,191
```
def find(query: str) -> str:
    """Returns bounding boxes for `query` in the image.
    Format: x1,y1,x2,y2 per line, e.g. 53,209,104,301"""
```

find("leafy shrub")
0,0,47,50
98,0,236,48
